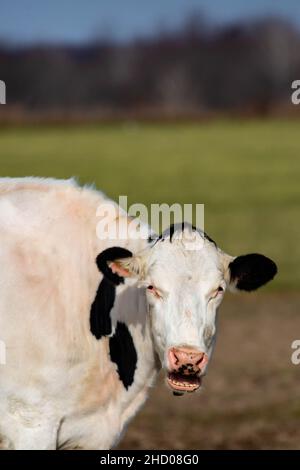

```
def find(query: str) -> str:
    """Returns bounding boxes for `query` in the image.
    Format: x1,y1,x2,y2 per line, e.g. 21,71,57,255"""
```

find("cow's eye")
147,285,162,299
209,286,225,300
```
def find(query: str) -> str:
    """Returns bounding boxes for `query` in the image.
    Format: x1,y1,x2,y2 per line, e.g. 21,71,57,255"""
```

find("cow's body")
0,177,277,450
0,178,157,449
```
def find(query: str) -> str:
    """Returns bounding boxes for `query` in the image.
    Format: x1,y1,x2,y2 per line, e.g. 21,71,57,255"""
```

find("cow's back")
0,178,103,359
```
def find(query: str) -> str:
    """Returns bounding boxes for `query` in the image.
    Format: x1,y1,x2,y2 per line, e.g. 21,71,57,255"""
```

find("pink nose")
168,347,208,375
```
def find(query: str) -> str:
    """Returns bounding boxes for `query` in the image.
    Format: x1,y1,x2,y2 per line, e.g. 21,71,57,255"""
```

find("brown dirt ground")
117,292,300,450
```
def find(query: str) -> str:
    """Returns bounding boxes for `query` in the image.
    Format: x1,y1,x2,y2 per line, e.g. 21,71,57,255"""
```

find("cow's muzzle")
167,347,208,394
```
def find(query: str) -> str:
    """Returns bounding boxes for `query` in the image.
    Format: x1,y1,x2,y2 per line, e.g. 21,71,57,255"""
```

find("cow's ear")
96,247,134,285
96,247,146,285
228,253,277,291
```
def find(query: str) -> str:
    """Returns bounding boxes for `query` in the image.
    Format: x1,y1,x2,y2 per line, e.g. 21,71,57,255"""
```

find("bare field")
118,292,300,450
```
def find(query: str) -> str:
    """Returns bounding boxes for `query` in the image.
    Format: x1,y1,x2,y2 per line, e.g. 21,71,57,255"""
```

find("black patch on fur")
229,253,277,291
147,231,160,244
90,246,132,340
109,322,137,390
203,231,217,246
90,277,115,339
96,247,133,286
150,223,217,246
169,223,176,241
157,222,195,242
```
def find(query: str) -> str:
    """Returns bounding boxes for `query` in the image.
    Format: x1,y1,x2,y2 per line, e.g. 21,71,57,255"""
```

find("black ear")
229,253,277,291
96,247,133,285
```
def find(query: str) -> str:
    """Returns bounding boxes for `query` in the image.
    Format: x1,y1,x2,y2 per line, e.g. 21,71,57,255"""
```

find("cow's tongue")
167,371,201,393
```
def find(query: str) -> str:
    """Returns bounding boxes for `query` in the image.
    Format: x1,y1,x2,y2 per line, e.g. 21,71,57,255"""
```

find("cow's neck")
90,230,161,412
110,280,161,390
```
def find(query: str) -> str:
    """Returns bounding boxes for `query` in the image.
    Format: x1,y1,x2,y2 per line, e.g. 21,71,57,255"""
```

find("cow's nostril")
169,348,208,374
168,348,181,370
173,352,179,365
196,354,205,366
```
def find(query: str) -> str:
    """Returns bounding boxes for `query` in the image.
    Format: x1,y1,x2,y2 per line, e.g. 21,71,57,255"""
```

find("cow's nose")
168,347,208,375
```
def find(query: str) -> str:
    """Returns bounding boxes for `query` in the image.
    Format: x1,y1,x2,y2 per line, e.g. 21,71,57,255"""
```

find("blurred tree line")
0,16,299,117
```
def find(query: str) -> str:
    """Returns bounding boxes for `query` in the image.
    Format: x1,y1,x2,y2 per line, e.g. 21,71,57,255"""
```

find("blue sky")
0,0,299,44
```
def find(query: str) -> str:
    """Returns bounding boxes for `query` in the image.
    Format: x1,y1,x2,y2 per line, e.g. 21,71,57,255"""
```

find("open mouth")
167,371,202,393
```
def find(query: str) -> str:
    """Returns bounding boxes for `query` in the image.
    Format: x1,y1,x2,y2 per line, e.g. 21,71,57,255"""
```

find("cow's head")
98,225,277,395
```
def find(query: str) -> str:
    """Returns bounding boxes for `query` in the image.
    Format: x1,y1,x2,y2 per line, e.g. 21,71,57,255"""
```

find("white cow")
0,177,277,449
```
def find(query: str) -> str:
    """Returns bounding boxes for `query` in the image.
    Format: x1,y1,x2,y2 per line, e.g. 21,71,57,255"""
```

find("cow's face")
99,226,277,395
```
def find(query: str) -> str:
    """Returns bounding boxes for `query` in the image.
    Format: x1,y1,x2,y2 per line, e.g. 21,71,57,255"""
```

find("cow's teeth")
169,375,199,389
170,379,196,388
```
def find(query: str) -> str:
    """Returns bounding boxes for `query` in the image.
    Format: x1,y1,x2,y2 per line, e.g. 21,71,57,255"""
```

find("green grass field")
0,119,299,289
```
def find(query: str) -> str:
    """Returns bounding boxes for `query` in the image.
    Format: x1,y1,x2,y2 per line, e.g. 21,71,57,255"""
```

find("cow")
0,177,277,449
